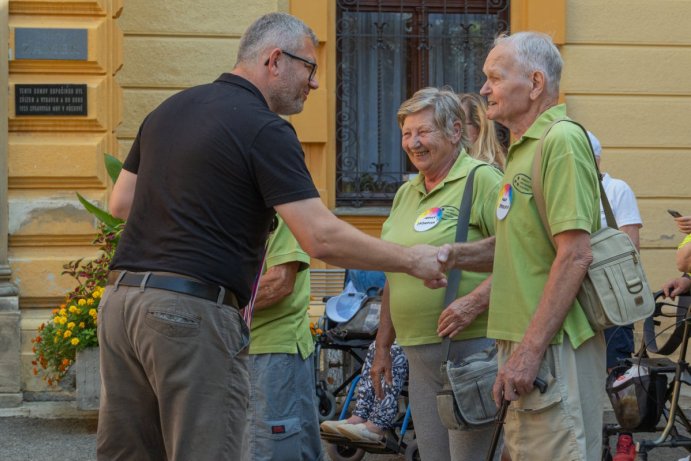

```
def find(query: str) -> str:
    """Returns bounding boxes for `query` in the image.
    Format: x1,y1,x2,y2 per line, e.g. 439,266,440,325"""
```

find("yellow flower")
87,298,94,305
78,299,87,306
89,309,97,317
69,305,78,314
93,288,103,299
63,330,72,338
59,316,67,325
79,322,85,328
71,338,80,346
67,322,75,330
59,308,67,317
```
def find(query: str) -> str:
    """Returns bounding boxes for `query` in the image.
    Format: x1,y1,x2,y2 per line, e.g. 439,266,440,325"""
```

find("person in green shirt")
677,231,691,274
436,32,605,460
662,233,691,298
371,87,502,461
244,217,322,461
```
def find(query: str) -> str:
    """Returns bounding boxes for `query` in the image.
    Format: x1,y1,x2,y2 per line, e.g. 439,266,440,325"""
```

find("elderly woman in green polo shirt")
371,87,502,461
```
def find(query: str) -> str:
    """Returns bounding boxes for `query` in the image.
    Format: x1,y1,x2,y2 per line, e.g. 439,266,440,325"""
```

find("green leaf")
76,193,124,229
104,153,123,183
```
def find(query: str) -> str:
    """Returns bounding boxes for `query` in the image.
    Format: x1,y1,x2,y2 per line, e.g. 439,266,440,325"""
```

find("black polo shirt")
111,73,319,306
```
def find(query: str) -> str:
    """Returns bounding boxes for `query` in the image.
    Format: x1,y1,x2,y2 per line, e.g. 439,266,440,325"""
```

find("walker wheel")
317,389,337,422
405,439,420,461
325,442,366,461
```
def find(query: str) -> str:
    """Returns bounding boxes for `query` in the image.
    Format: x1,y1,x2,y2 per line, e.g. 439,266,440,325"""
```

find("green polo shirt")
488,104,599,348
680,234,691,276
249,217,314,360
381,152,502,346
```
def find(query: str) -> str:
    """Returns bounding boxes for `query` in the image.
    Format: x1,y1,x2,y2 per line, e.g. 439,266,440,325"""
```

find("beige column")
0,0,22,408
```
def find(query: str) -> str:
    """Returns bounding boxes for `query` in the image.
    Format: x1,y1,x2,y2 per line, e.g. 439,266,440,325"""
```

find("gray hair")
494,31,563,97
397,87,471,152
236,12,318,65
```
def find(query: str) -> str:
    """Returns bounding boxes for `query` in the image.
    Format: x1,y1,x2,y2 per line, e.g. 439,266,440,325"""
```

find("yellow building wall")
7,0,123,393
560,0,691,289
116,0,289,157
10,0,691,395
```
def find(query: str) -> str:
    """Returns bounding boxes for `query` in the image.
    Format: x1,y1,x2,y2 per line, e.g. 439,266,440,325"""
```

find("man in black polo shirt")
98,12,446,461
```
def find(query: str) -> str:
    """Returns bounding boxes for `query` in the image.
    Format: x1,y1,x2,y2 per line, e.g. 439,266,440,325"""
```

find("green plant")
32,154,124,385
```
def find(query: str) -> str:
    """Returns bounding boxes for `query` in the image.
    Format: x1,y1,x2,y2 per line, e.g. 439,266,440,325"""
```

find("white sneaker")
336,423,383,442
319,419,348,435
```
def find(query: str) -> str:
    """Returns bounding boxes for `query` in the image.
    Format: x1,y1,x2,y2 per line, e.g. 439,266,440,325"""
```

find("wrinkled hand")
662,277,691,298
409,244,447,289
437,295,482,338
437,244,455,272
492,345,542,406
424,244,455,289
676,216,691,234
371,345,394,400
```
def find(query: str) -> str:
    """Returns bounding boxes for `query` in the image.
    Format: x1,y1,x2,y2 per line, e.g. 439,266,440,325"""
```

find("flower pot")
75,347,100,411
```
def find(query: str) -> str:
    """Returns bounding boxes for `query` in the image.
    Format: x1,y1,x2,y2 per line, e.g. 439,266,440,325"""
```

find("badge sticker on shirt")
496,184,513,220
414,207,443,232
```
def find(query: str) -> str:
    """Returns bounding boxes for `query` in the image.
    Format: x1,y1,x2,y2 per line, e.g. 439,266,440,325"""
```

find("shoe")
319,419,348,435
336,423,383,443
613,433,636,461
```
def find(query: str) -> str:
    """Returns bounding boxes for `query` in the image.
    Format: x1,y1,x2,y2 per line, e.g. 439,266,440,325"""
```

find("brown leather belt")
107,271,239,308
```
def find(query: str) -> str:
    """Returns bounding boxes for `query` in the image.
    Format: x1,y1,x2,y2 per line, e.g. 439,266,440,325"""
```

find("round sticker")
414,207,443,232
496,184,513,220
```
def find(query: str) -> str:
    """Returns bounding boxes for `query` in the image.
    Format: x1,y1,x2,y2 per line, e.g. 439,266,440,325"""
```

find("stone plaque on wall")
15,84,87,116
15,28,88,61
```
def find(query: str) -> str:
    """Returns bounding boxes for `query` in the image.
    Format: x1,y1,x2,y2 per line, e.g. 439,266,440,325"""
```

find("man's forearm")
449,236,496,272
677,244,691,274
253,263,298,310
276,199,445,283
374,283,396,349
620,224,641,252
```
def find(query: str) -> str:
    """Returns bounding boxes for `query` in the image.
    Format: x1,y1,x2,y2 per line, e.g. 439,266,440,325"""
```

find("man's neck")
510,99,557,139
230,67,274,112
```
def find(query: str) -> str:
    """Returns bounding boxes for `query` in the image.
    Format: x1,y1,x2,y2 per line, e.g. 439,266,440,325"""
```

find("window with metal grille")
336,0,509,207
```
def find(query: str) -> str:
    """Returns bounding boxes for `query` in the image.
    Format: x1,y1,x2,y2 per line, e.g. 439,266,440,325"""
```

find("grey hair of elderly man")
493,31,563,99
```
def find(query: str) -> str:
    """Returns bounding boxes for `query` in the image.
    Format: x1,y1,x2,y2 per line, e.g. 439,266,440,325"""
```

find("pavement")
2,399,691,461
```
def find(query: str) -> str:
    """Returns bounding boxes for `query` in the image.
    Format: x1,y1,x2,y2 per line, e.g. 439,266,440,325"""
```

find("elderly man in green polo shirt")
435,32,605,460
243,216,322,461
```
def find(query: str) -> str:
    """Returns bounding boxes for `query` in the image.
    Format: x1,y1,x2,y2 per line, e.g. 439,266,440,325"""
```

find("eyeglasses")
264,49,318,83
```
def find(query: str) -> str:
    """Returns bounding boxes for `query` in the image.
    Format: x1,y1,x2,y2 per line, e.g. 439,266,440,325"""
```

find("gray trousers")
244,353,323,461
96,281,250,461
403,338,497,461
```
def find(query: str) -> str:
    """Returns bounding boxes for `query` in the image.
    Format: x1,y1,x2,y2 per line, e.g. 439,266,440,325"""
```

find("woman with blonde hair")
459,93,506,170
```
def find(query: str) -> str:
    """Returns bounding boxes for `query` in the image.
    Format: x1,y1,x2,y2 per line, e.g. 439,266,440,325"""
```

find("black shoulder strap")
440,164,486,362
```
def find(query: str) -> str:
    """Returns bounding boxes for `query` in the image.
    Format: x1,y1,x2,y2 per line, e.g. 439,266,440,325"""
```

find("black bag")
327,296,381,340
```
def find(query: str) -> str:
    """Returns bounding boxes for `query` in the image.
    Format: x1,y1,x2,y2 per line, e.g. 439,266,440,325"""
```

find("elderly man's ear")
529,71,546,100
